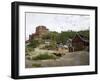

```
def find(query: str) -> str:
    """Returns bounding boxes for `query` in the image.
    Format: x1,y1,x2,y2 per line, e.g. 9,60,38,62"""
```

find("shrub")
28,39,39,48
32,52,57,60
25,45,34,53
32,63,41,67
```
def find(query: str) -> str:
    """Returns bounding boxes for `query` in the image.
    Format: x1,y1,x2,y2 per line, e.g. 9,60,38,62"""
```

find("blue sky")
25,12,90,40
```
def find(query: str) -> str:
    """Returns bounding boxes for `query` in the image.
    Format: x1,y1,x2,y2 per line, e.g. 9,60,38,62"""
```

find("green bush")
28,39,39,48
32,52,57,60
32,63,41,67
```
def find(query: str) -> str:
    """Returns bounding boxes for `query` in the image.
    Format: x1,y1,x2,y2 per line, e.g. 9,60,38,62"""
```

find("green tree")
58,31,76,44
78,30,89,40
28,39,39,48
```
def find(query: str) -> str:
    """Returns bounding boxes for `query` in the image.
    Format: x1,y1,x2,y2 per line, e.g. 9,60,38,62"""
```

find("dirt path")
25,51,89,68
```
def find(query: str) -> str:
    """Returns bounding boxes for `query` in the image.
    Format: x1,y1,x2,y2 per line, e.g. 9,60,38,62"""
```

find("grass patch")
32,52,57,60
32,63,41,67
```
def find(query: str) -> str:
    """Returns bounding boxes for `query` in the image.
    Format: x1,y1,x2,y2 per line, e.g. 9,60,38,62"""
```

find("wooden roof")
72,33,89,43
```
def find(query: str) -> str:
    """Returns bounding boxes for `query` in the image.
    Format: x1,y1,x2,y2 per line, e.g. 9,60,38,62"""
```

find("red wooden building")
69,33,89,52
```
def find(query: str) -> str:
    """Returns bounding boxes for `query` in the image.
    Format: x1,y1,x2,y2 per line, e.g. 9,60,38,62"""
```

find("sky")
25,12,90,40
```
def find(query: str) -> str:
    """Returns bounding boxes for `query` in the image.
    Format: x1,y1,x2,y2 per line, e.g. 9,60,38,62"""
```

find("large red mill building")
29,25,49,41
